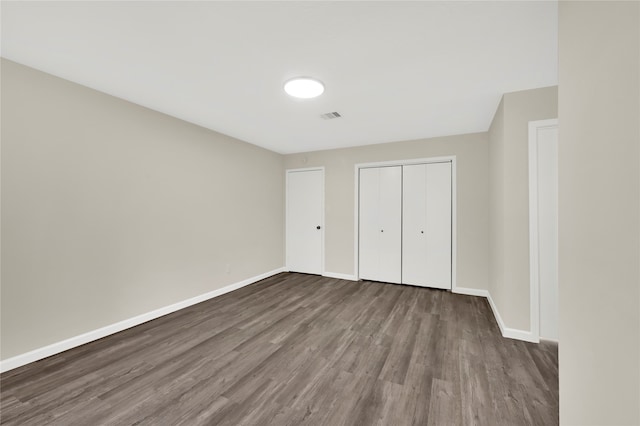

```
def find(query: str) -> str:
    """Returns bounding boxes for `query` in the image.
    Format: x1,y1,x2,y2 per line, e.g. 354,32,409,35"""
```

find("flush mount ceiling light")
284,77,325,99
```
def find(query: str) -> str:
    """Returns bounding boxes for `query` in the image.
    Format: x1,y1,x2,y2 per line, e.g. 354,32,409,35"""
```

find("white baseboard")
0,267,286,373
452,287,489,298
322,272,358,281
453,286,539,343
319,279,537,343
486,292,538,343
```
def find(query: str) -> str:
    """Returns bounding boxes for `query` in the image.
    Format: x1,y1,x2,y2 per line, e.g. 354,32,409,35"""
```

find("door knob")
316,226,321,230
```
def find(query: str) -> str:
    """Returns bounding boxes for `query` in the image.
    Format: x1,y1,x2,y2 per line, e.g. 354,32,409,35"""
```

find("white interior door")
286,169,323,274
359,168,380,281
378,167,402,283
424,162,452,289
359,166,402,283
536,126,559,340
402,163,451,289
402,164,428,286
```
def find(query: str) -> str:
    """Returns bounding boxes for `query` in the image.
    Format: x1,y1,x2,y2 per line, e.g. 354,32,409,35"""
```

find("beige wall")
284,132,490,291
488,86,558,331
558,2,640,424
0,60,285,360
488,98,505,324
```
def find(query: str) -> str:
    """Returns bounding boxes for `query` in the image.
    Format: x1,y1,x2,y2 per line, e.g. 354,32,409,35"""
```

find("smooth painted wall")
488,97,505,326
1,59,285,360
558,2,640,424
488,86,558,332
284,132,490,291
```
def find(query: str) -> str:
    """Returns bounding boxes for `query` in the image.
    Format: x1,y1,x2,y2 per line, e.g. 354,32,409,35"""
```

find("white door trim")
528,118,558,344
285,167,325,275
353,156,457,291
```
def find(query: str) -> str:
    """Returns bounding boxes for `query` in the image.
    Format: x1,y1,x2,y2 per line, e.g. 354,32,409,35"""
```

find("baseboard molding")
454,286,539,343
320,279,537,343
322,272,358,281
486,292,538,343
321,280,537,343
0,267,286,373
452,287,489,298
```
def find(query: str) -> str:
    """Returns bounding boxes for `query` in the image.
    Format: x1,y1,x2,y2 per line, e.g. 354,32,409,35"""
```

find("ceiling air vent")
320,111,342,120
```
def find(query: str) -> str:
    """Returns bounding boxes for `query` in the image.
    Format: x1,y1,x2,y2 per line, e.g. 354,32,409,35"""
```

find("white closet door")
402,162,451,289
359,166,402,283
402,164,428,286
425,162,452,289
286,169,323,274
358,168,380,281
378,167,402,283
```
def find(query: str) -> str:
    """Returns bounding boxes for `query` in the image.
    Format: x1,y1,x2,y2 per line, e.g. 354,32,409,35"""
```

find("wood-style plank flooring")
0,273,558,425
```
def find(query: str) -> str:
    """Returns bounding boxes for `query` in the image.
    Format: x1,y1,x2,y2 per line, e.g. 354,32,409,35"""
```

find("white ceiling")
1,1,558,154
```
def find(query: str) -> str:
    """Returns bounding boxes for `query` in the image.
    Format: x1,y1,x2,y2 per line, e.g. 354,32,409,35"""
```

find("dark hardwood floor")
0,273,558,425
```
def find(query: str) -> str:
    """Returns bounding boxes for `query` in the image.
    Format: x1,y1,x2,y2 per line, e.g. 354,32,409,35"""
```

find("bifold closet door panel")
402,164,428,286
402,162,452,289
358,168,380,281
425,162,452,289
378,167,402,284
358,166,402,284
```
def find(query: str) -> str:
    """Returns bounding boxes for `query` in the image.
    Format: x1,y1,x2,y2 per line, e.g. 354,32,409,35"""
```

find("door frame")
353,156,457,290
285,167,325,275
528,119,559,343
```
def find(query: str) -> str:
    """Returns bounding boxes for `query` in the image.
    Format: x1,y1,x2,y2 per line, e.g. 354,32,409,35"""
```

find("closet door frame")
528,118,559,344
354,156,457,290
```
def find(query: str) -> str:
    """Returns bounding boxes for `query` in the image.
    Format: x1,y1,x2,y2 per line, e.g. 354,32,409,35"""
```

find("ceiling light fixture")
284,77,325,99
